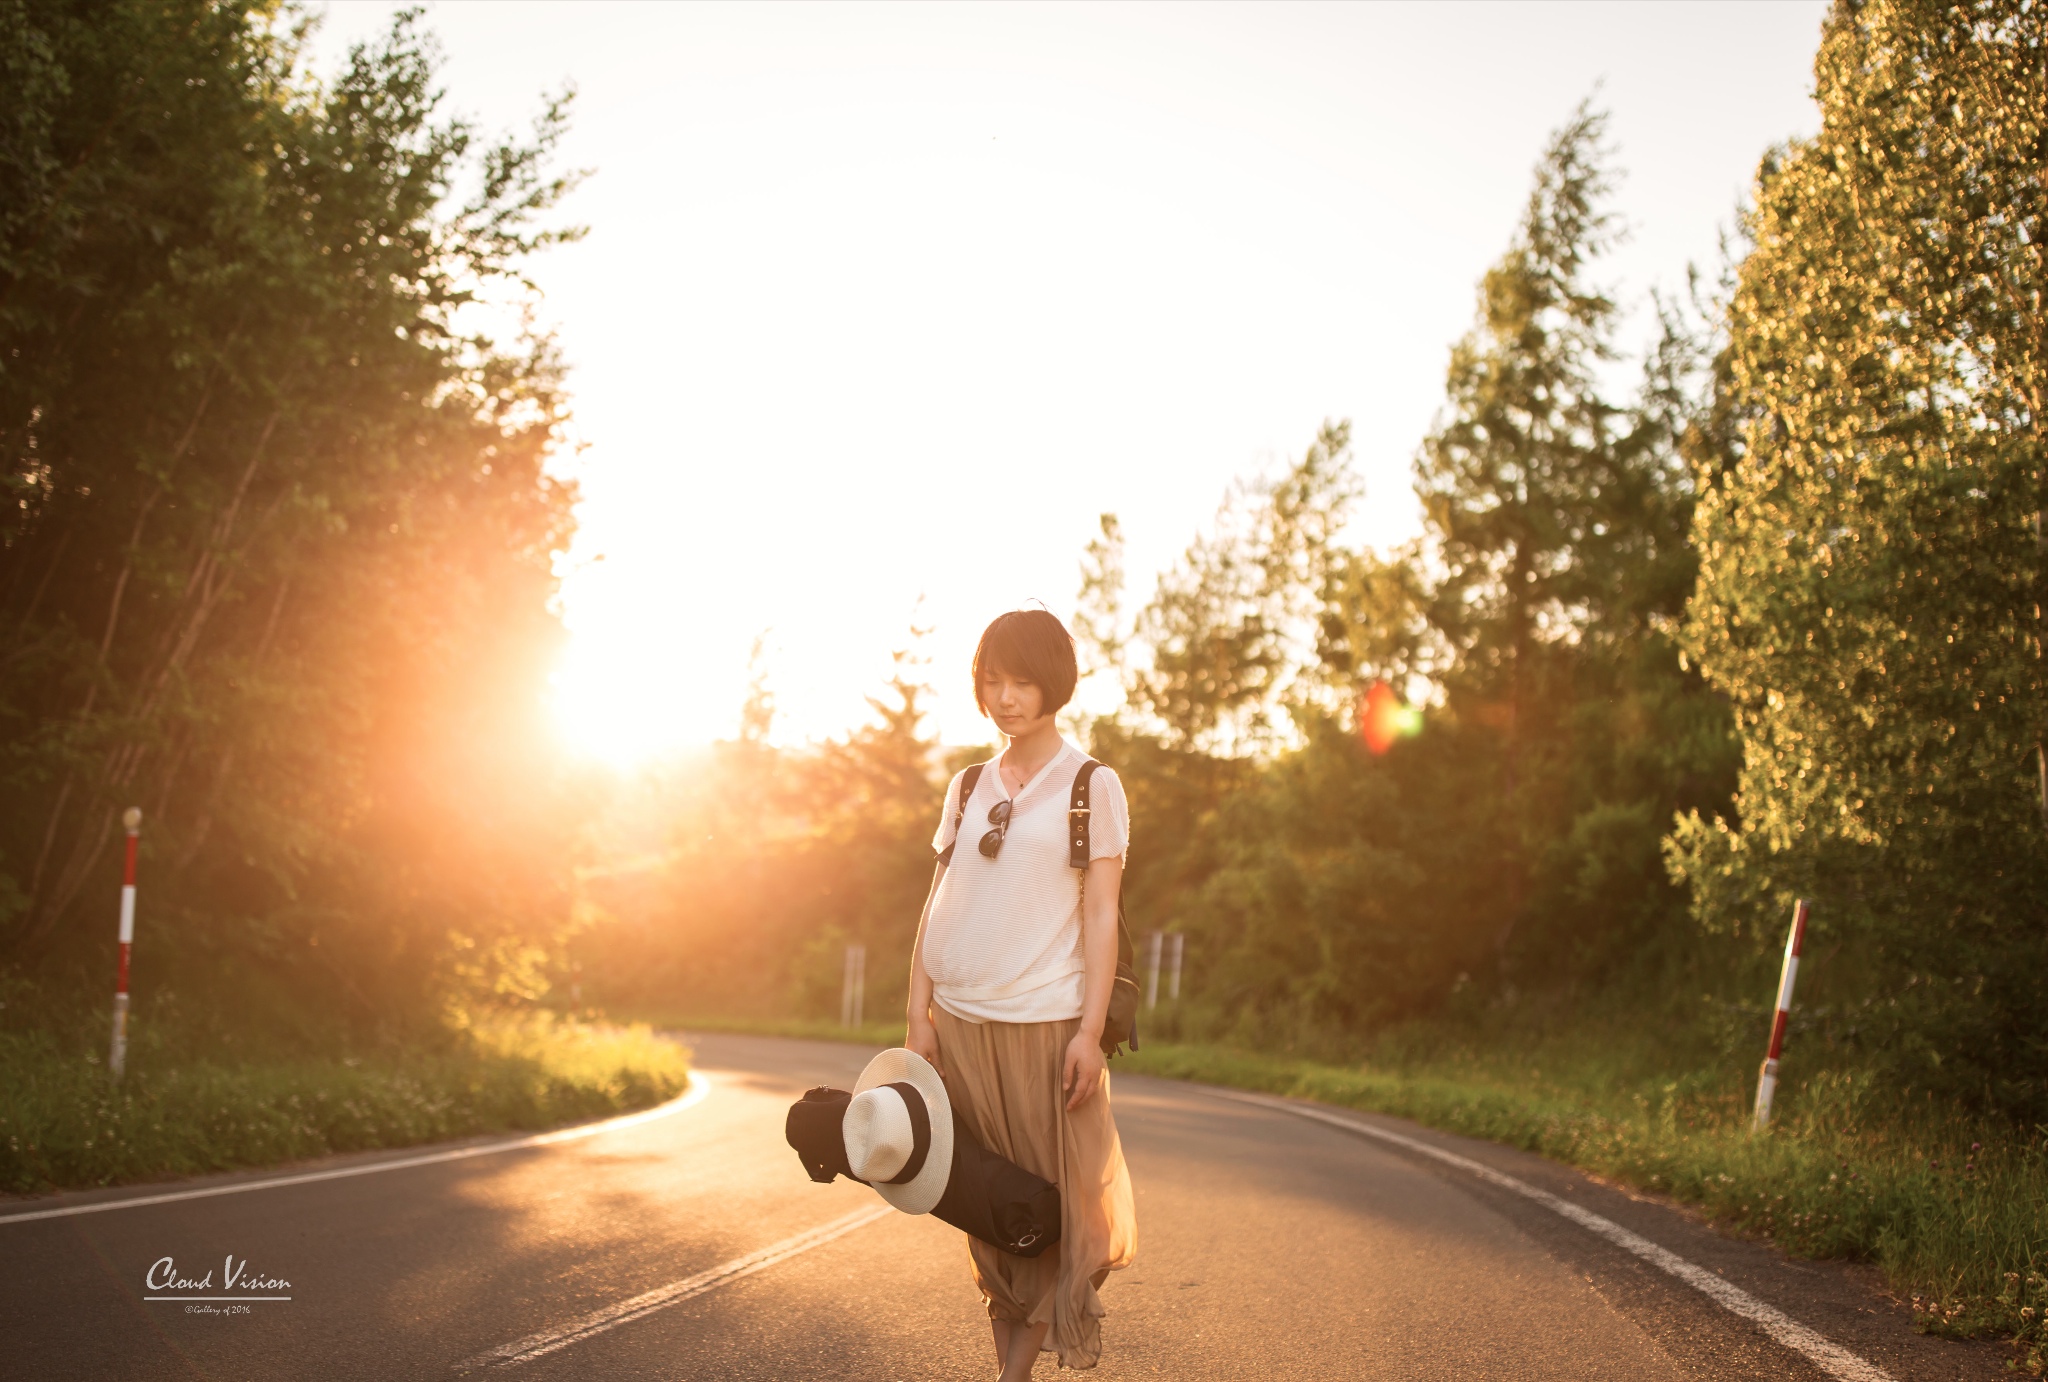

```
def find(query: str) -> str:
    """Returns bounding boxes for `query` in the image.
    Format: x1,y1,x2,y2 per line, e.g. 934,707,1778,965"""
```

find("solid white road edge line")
0,1070,712,1227
1208,1087,1896,1382
455,1204,896,1372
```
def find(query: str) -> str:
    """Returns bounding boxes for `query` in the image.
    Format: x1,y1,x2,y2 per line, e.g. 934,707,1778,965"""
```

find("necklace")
1001,745,1051,796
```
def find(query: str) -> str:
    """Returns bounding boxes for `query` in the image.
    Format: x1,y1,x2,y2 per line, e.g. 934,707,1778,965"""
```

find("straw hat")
844,1048,954,1215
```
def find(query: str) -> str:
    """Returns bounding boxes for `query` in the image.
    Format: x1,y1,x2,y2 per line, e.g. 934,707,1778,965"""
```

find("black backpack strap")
1069,760,1098,870
1069,757,1139,1056
936,763,986,866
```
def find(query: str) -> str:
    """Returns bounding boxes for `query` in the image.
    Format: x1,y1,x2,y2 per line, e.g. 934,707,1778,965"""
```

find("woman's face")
980,666,1051,737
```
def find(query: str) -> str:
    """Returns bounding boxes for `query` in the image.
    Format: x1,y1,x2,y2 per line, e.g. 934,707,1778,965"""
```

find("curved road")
0,1033,2004,1380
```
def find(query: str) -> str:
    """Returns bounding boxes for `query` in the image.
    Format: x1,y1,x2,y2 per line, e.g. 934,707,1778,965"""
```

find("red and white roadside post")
109,806,141,1081
1752,897,1812,1131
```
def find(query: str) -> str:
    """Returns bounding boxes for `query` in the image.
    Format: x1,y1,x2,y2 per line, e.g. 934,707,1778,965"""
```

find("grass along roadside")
660,1012,2044,1371
0,1012,692,1197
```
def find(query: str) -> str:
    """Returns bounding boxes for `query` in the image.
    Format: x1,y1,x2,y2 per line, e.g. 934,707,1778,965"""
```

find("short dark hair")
971,610,1078,716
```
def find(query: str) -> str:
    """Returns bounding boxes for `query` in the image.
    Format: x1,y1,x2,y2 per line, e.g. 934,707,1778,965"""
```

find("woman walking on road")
906,610,1138,1378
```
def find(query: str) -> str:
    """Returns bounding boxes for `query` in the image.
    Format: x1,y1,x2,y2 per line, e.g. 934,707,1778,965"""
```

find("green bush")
0,1011,690,1195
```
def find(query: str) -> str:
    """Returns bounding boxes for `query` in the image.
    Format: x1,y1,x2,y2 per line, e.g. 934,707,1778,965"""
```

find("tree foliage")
1102,108,1733,1047
1671,0,2048,1113
0,1,584,1033
576,7,2048,1130
627,109,1739,1052
1126,420,1359,751
43,1,2041,1134
580,638,973,1025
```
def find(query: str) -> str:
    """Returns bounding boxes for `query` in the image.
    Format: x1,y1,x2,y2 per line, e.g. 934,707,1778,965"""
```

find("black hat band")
883,1081,931,1185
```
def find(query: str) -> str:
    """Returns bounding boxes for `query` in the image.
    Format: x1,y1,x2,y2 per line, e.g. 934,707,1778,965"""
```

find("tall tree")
1128,420,1358,751
1,2,584,1024
1073,512,1127,685
1416,103,1628,697
1403,102,1713,967
1673,0,2048,1114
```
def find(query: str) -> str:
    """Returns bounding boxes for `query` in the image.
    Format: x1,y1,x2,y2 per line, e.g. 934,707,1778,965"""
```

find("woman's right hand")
905,1012,943,1075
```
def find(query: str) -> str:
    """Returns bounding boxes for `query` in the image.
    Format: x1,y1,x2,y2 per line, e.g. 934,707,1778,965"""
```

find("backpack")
938,757,1142,1057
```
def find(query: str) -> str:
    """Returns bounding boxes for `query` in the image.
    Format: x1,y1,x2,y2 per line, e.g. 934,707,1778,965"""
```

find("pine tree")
1405,102,1714,969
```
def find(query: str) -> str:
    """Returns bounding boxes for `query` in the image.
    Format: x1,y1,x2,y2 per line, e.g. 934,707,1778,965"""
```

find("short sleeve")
932,769,968,858
1088,765,1131,861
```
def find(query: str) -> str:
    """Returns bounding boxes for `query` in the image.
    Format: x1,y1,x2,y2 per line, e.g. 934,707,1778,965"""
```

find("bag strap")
941,757,1104,869
935,762,986,866
1069,760,1098,870
1071,758,1138,978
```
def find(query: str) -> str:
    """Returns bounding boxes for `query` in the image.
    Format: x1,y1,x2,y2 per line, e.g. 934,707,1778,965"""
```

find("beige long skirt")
933,1008,1138,1369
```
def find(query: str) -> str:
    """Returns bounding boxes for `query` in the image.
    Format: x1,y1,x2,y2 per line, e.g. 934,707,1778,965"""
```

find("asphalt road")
0,1032,2009,1381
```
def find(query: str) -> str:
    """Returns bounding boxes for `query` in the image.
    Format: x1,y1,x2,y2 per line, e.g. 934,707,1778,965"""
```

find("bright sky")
315,0,1826,761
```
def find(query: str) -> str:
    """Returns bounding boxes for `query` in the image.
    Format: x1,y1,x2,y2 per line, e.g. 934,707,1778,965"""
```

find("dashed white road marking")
1208,1086,1896,1382
0,1070,711,1226
454,1204,895,1372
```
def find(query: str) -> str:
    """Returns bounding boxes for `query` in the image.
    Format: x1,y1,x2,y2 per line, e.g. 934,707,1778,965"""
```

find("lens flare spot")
1360,681,1422,755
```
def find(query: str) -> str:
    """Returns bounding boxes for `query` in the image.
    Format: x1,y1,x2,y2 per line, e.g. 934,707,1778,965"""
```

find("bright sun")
549,645,700,769
546,562,753,768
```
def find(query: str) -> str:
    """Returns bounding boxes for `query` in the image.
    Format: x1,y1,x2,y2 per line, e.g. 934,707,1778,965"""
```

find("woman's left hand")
1062,1030,1105,1112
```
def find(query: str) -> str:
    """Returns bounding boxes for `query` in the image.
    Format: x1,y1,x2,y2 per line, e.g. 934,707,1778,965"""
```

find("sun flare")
546,579,749,767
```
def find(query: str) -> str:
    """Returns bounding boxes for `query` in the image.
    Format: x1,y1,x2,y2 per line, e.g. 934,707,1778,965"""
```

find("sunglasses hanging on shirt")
978,799,1013,859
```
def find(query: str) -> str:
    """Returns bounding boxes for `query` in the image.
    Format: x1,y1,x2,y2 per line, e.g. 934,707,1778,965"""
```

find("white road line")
455,1204,895,1372
1209,1087,1896,1382
0,1071,711,1227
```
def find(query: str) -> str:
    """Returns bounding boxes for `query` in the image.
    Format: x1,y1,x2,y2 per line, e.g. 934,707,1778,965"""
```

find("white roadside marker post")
1753,898,1812,1131
110,807,142,1080
1167,932,1184,1002
1144,930,1163,1010
840,944,866,1030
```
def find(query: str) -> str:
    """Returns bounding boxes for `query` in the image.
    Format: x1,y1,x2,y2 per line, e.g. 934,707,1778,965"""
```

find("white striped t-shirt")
923,739,1130,1024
